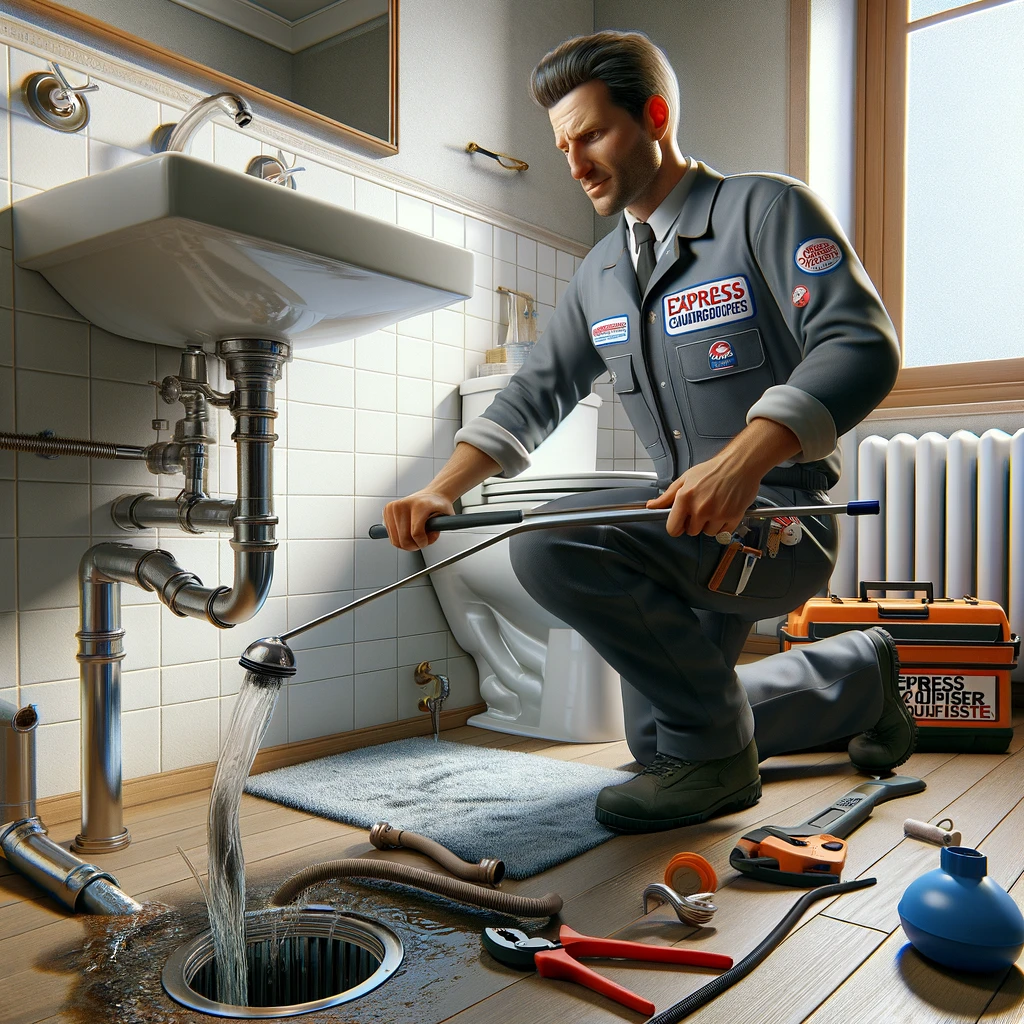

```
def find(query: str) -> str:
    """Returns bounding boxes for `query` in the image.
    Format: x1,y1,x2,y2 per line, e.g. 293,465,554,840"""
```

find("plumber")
382,30,916,833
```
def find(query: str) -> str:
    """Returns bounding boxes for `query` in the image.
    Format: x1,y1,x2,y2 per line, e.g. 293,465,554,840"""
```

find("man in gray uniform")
382,30,916,833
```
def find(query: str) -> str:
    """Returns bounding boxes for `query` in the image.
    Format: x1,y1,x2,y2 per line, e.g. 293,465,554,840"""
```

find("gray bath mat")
244,736,633,879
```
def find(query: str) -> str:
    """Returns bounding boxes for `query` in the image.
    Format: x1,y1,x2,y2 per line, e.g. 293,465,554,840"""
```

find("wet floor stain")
41,869,547,1024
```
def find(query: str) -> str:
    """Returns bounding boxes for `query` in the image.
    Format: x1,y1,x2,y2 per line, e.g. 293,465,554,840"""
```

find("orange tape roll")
664,852,717,895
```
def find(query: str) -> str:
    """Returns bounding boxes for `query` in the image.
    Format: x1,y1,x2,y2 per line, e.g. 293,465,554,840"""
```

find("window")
857,0,1024,405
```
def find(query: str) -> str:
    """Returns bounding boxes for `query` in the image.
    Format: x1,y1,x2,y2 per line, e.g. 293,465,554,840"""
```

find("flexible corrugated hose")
270,859,562,918
0,431,145,460
644,877,876,1023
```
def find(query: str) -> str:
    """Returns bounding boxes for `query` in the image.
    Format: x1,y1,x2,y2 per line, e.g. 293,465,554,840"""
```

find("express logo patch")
794,237,842,275
708,340,737,370
792,285,810,307
662,275,755,336
591,315,630,347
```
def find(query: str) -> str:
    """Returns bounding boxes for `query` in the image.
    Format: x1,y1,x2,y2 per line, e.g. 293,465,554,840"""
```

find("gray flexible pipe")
270,859,562,918
644,877,876,1023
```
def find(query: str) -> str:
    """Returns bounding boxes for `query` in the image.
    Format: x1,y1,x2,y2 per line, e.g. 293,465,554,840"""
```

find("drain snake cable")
270,859,563,919
644,877,876,1023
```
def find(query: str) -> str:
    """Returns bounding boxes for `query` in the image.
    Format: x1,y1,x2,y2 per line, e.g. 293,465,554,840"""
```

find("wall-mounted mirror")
6,0,399,153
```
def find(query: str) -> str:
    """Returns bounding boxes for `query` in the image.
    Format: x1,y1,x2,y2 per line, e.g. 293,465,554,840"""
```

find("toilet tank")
460,373,602,478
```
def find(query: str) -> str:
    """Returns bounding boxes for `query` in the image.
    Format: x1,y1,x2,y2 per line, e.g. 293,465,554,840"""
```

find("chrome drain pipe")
0,817,142,914
73,338,289,855
0,700,140,914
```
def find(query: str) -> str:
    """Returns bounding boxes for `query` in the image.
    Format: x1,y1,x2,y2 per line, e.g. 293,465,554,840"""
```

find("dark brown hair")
530,30,679,129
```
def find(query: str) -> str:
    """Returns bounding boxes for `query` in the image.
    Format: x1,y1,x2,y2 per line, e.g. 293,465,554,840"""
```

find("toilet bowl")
422,374,656,743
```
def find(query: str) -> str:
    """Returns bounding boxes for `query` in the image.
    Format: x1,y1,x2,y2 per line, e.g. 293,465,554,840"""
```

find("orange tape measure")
663,852,717,895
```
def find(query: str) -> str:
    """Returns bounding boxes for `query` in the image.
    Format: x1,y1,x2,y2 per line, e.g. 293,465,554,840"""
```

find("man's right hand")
381,490,456,551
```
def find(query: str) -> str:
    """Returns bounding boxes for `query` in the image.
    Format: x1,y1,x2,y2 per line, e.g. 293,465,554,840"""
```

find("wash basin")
13,152,474,347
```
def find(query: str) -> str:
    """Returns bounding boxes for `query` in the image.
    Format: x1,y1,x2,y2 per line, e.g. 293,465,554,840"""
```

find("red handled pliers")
482,924,733,1015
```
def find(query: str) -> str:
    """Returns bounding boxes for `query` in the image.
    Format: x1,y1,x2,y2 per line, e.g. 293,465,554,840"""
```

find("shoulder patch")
794,237,842,275
591,315,630,347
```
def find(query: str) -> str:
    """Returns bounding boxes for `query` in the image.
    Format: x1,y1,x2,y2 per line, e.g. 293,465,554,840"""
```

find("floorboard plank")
802,927,1006,1023
824,745,1024,932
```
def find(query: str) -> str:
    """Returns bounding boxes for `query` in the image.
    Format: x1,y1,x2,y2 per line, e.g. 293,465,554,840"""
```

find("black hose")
645,877,876,1023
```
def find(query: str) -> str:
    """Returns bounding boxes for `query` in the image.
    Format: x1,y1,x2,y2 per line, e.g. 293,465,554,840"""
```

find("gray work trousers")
509,484,884,764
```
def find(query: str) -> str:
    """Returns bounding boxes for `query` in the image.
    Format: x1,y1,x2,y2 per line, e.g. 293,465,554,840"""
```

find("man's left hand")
646,450,761,538
645,417,803,538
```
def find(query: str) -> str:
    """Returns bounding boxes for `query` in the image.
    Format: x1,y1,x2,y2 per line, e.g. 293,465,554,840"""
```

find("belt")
761,466,831,492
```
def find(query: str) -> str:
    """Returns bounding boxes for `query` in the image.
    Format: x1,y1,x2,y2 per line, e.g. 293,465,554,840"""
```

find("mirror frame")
5,0,399,155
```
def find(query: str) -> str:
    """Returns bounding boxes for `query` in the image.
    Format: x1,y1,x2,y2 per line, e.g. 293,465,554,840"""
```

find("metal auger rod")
281,500,877,643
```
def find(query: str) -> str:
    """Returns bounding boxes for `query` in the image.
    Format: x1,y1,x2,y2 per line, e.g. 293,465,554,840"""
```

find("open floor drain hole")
162,908,404,1018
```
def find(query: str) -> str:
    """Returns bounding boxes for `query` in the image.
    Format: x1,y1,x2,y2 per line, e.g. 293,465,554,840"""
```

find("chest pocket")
604,352,665,460
675,329,775,438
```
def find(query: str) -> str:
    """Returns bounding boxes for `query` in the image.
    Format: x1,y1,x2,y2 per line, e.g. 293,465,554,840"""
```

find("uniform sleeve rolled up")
748,184,900,461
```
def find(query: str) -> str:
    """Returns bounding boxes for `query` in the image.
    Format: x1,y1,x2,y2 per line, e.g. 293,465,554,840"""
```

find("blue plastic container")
898,846,1024,973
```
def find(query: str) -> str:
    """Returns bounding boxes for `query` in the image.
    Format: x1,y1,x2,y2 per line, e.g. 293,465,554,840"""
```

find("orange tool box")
780,581,1019,754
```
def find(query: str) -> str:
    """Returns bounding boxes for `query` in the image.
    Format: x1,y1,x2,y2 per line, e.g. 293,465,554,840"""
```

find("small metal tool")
734,548,762,595
642,882,718,926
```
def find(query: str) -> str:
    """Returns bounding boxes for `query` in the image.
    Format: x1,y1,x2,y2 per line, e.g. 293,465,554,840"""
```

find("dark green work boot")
594,739,761,833
848,627,917,774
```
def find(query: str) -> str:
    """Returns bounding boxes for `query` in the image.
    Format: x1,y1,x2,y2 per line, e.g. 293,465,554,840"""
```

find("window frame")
855,0,1024,408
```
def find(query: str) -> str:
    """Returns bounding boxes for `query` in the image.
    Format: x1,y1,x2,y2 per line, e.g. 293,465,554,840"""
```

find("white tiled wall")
0,41,649,799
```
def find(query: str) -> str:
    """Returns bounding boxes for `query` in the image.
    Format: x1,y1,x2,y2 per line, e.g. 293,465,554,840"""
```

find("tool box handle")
858,580,934,604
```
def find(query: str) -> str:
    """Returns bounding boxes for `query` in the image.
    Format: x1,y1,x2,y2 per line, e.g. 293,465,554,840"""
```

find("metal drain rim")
162,908,403,1018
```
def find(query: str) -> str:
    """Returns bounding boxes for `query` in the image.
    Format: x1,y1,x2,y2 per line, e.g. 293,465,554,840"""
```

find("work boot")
848,627,917,774
594,738,761,833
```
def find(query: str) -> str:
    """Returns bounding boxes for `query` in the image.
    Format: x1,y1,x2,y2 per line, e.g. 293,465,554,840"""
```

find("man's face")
548,79,661,217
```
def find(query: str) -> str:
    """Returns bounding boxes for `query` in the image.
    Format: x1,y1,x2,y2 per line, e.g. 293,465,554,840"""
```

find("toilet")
422,374,656,743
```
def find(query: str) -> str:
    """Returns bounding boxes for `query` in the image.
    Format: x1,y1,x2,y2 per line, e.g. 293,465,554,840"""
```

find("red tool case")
780,581,1019,754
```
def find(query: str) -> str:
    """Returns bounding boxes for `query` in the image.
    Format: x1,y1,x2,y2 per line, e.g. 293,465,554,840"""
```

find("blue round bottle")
898,846,1024,972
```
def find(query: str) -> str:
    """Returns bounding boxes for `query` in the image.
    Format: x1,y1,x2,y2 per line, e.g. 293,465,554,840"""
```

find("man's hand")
646,451,761,537
382,491,455,551
646,417,803,538
380,442,502,551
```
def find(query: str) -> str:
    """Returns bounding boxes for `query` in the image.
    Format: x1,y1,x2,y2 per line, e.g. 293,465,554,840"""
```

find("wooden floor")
2,716,1023,1024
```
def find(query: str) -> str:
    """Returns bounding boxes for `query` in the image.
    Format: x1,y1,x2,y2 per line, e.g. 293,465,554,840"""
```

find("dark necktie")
632,221,657,295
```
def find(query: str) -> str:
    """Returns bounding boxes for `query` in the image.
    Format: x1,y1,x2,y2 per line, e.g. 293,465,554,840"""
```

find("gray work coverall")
455,161,902,764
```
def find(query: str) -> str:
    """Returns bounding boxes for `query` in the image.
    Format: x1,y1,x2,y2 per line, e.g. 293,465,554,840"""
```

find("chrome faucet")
152,92,253,154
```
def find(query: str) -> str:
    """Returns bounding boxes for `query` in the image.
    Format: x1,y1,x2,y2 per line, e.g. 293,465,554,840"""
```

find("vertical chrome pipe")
0,699,38,823
74,557,129,853
68,338,289,853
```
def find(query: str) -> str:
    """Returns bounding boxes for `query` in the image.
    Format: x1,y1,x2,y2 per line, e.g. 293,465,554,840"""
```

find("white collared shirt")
623,159,699,271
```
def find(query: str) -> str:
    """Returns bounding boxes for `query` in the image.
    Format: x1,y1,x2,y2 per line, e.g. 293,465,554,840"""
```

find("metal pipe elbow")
171,549,274,627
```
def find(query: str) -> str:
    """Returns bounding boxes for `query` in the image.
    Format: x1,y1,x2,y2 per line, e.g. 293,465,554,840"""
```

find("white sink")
13,153,474,348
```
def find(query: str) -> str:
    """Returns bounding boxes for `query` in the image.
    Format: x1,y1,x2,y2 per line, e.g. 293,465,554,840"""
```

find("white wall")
593,0,792,240
381,0,596,244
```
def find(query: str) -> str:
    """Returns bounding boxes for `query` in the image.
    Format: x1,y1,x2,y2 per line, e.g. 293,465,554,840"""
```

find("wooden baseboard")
742,634,780,656
36,703,487,826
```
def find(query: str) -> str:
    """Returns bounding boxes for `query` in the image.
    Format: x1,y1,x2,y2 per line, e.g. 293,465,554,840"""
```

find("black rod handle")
368,510,524,540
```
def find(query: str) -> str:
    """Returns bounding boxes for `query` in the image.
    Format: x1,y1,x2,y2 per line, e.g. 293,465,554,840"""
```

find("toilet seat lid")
482,470,656,498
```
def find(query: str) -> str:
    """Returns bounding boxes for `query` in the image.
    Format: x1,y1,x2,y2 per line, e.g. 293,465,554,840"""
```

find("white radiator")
835,429,1024,677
